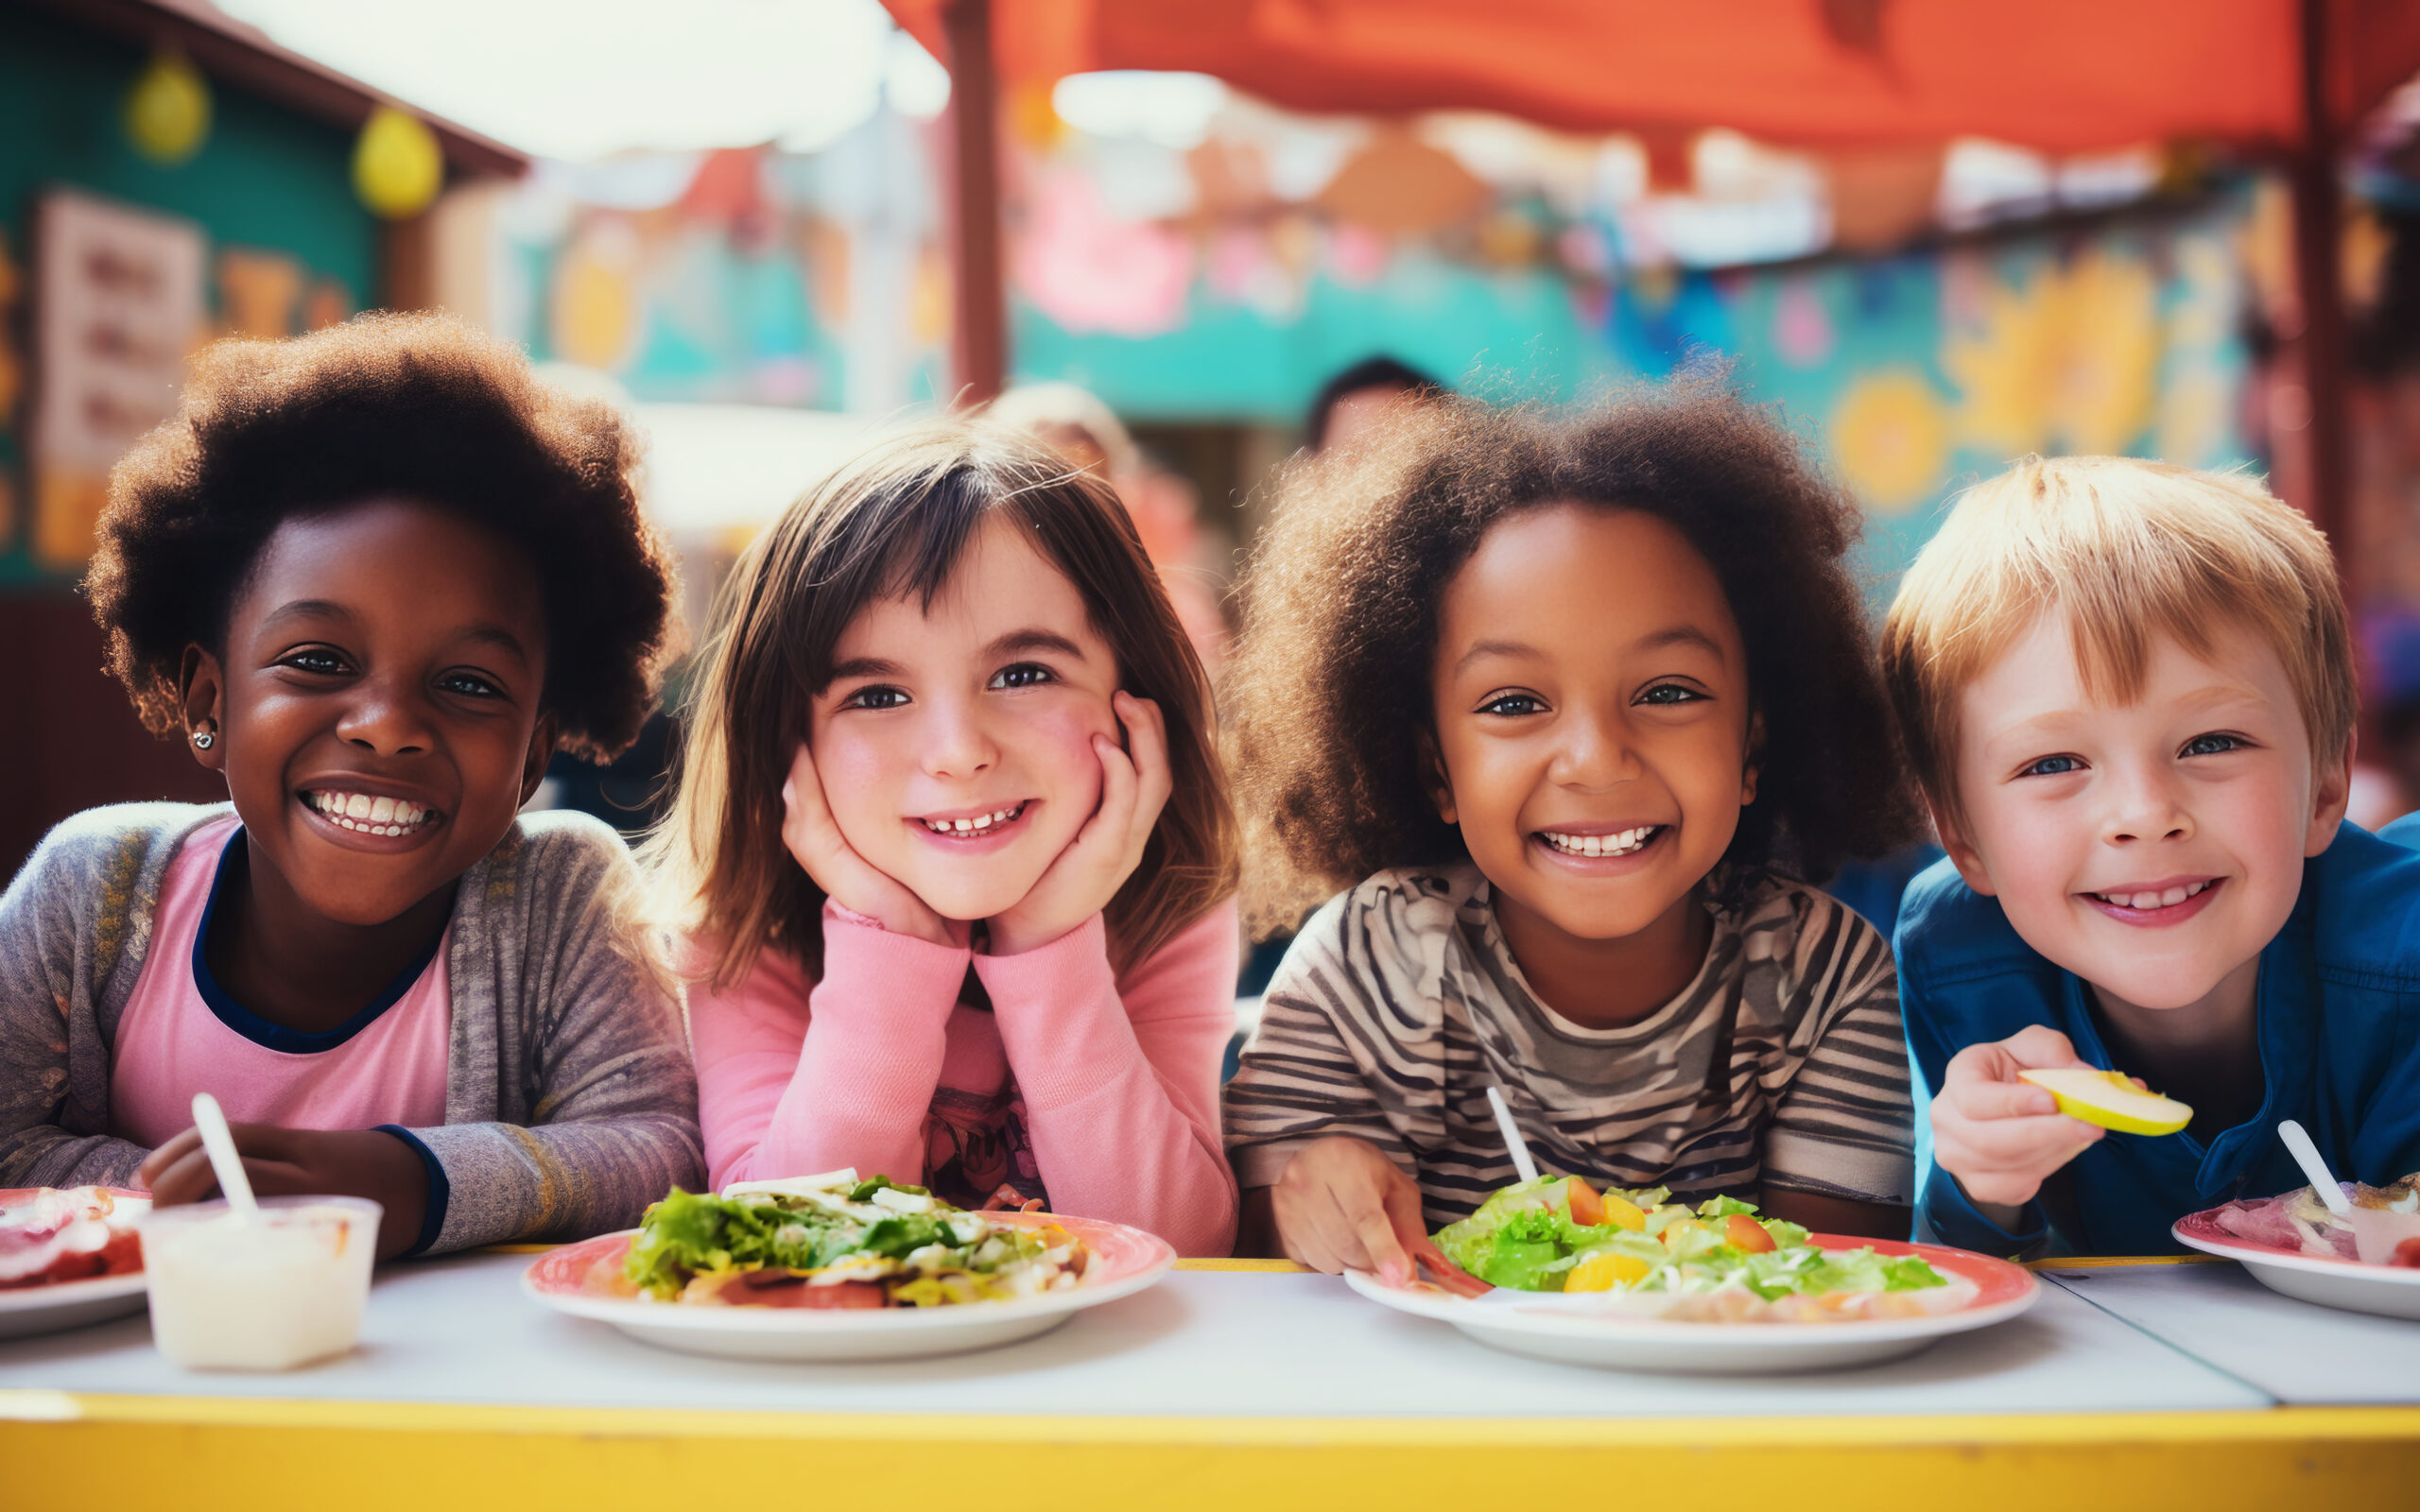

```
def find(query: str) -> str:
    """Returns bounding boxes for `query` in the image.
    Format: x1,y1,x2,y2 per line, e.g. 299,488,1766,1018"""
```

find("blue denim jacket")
1895,821,2420,1257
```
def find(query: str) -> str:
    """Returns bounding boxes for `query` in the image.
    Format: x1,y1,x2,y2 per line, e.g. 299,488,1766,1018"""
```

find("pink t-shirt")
688,901,1242,1257
109,816,453,1148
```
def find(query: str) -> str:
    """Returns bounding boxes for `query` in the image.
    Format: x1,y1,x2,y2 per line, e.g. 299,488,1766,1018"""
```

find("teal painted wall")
0,3,379,586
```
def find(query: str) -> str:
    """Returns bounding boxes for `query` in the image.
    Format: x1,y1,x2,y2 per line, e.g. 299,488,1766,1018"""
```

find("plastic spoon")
189,1091,260,1221
2278,1119,2351,1219
2281,1118,2420,1263
1484,1084,1539,1184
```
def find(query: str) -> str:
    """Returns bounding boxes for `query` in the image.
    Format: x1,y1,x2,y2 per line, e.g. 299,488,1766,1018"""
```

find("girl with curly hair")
1223,381,1923,1286
650,421,1242,1257
0,314,702,1260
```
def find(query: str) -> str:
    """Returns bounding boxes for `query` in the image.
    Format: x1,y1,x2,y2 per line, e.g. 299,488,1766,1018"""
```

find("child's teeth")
2100,881,2211,910
1543,826,1654,856
927,804,1022,835
311,791,429,834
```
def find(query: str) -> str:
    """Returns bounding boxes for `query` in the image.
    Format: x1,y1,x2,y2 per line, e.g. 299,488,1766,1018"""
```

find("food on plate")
2016,1067,2193,1135
2210,1173,2420,1266
138,1196,381,1370
0,1186,147,1290
617,1169,1090,1307
1433,1176,1961,1322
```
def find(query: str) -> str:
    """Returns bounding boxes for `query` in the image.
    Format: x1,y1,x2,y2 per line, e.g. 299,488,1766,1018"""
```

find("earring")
191,728,215,750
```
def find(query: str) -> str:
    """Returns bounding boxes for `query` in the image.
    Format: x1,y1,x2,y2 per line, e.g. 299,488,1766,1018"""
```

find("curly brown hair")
1227,378,1920,934
84,312,678,762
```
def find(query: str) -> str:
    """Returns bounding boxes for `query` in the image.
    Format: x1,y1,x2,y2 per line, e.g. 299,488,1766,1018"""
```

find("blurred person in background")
1304,356,1446,455
1228,358,1460,1019
2355,610,2420,830
987,382,1143,491
988,384,1233,682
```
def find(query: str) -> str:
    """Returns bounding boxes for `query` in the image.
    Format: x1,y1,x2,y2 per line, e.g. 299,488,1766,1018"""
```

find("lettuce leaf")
621,1188,856,1298
1432,1176,1947,1298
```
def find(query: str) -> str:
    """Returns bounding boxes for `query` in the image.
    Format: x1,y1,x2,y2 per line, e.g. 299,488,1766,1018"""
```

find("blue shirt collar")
191,826,449,1055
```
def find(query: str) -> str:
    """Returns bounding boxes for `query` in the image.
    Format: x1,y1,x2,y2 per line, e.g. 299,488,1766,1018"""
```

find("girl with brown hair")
650,421,1241,1257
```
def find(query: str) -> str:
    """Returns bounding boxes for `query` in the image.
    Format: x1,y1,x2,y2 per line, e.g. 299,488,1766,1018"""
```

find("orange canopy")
885,0,2420,153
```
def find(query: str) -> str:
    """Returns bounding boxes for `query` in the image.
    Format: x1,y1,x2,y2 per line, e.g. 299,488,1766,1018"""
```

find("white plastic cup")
136,1195,381,1370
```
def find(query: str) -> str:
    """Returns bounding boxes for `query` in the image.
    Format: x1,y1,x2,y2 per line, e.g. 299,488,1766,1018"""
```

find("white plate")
0,1271,148,1341
2172,1222,2420,1321
523,1211,1176,1362
1344,1236,2040,1375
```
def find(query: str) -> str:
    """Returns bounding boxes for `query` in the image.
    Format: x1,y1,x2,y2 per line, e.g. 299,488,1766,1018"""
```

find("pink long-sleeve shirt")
688,900,1240,1257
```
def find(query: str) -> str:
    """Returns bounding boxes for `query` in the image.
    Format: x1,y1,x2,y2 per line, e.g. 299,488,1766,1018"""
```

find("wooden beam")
942,0,1007,404
16,0,527,180
2290,0,2350,562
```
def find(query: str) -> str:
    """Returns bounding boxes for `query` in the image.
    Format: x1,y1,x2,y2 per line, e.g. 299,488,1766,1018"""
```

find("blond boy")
1882,456,2420,1256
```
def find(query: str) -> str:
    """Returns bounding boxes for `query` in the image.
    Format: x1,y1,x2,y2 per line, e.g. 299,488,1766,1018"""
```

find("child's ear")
2306,730,2356,856
1740,711,1765,806
177,644,226,775
519,713,562,806
1930,799,1998,897
1415,728,1457,825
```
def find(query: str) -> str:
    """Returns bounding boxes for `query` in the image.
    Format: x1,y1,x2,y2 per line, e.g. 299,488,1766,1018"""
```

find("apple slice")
2017,1068,2192,1136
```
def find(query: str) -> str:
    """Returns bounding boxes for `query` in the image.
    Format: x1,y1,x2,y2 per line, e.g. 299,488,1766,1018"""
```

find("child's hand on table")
139,1124,431,1261
988,692,1169,957
1931,1024,2106,1223
783,742,972,951
1270,1135,1489,1297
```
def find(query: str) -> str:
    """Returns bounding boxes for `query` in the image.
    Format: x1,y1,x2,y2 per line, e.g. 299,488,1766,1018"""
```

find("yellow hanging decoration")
125,50,211,165
353,107,443,220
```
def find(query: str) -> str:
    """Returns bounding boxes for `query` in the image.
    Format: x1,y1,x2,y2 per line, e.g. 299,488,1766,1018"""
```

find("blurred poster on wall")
31,189,204,570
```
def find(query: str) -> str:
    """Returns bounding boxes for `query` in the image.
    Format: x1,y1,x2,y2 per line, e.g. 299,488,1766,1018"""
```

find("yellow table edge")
11,1255,2413,1508
8,1392,2415,1512
3,1389,2416,1446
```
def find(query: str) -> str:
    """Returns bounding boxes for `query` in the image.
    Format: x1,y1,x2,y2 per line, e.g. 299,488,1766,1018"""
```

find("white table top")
0,1251,2283,1419
2037,1261,2420,1406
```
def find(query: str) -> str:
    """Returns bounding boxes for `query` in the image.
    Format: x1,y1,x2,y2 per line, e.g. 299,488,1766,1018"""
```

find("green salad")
620,1169,1087,1308
1437,1176,1948,1317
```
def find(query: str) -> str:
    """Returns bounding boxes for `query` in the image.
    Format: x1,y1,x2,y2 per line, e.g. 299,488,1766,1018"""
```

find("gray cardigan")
0,802,702,1253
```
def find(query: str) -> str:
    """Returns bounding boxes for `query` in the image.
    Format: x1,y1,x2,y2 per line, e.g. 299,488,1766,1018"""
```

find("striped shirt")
1223,864,1915,1228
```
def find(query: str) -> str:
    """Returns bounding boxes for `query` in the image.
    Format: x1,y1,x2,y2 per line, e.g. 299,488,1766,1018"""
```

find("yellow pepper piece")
1564,1250,1651,1292
1659,1218,1708,1248
1598,1193,1646,1231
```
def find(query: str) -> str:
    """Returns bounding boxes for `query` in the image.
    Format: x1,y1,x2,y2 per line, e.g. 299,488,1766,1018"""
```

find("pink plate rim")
2173,1206,2420,1280
0,1187,151,1307
1357,1232,2038,1325
526,1206,1176,1313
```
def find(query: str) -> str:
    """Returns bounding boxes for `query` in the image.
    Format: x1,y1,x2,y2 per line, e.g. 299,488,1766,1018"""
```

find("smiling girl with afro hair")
1221,378,1924,1284
2,313,701,1262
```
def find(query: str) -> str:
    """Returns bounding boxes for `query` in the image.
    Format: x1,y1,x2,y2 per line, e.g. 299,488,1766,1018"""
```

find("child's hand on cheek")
1931,1025,2106,1218
139,1123,431,1261
988,692,1170,957
781,743,970,951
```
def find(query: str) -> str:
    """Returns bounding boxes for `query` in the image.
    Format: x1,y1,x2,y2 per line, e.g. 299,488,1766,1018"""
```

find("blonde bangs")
1883,455,2353,813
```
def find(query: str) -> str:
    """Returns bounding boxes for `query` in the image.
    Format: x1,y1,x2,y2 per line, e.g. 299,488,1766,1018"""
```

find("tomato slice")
1565,1177,1605,1228
723,1271,890,1309
1724,1213,1777,1253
